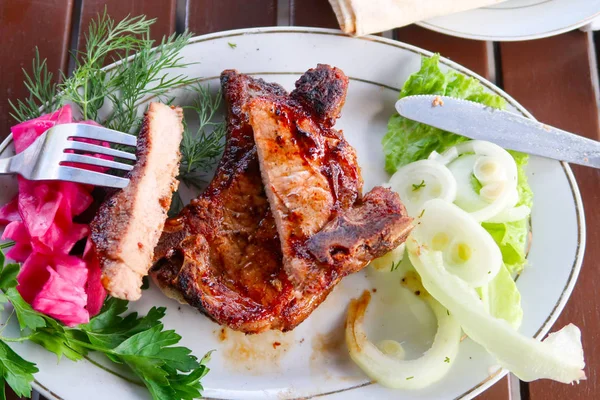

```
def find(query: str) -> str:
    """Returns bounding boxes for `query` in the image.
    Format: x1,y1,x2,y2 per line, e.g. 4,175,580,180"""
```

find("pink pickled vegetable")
83,240,105,316
0,198,19,224
11,106,72,153
32,267,89,327
2,221,32,262
0,105,108,326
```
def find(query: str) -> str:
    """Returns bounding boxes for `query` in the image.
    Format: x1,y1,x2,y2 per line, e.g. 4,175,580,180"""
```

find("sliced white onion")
438,140,518,222
447,154,488,212
346,289,461,389
406,238,585,384
377,339,406,359
486,205,531,223
388,160,457,217
428,147,458,165
370,243,406,272
474,156,506,183
411,199,501,287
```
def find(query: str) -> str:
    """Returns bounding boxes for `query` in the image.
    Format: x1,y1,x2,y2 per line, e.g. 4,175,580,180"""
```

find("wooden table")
1,1,599,399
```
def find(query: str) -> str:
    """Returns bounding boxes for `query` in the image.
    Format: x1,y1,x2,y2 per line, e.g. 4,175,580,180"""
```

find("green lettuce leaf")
484,264,523,329
382,54,507,173
383,54,533,320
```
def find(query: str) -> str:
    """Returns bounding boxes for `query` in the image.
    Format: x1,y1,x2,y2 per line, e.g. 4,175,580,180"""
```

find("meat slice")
151,67,413,333
248,65,412,296
151,72,293,333
91,102,183,301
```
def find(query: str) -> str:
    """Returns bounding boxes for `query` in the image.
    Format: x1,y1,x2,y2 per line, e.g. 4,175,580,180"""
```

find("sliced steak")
91,102,183,301
151,71,293,333
151,67,413,333
249,64,412,295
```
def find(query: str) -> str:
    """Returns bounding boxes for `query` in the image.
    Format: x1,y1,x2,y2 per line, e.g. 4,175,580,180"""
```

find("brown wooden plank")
501,31,600,400
474,377,510,400
187,0,277,35
396,25,490,80
6,390,21,400
290,0,338,28
0,0,74,138
78,0,176,52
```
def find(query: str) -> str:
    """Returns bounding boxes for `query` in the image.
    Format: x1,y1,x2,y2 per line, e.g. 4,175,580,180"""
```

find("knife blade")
395,95,600,169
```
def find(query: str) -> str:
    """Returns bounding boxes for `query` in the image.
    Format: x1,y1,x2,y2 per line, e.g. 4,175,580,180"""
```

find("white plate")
417,0,600,41
0,27,585,400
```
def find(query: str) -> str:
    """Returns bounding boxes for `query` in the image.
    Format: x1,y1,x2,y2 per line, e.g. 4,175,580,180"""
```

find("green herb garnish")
0,250,211,400
412,180,426,191
0,242,15,251
168,84,227,216
179,84,226,189
444,356,450,363
228,42,237,49
10,11,194,134
13,10,227,219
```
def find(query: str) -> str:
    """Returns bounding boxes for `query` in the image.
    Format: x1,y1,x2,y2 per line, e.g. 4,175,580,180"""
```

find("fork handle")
0,157,13,175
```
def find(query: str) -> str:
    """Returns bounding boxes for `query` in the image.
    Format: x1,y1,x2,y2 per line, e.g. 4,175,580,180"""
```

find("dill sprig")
179,84,226,189
11,11,227,217
9,49,60,122
105,31,193,133
10,11,195,133
168,85,226,217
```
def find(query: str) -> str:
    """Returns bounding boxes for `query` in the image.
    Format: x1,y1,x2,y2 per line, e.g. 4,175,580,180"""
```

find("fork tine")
68,124,138,147
56,166,130,188
66,141,137,161
62,154,134,172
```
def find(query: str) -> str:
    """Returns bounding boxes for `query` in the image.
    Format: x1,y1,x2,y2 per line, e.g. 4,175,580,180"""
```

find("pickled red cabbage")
0,105,107,326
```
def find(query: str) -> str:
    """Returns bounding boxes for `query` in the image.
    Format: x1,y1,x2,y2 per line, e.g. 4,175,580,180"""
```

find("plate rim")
1,26,586,400
415,5,600,41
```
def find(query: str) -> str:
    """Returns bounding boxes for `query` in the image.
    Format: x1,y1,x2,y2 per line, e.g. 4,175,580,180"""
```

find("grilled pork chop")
91,102,183,300
151,66,413,333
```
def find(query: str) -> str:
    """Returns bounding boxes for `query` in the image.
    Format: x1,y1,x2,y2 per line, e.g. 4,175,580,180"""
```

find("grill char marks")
292,64,348,125
306,186,413,270
151,66,413,333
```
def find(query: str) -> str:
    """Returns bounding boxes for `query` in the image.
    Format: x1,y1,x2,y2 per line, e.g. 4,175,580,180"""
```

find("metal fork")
0,123,137,188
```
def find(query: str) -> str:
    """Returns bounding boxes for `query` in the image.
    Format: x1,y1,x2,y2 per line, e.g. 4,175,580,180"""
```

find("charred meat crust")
291,64,349,126
306,186,413,269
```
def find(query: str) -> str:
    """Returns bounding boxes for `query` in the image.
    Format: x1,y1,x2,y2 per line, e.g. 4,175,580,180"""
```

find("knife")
395,95,600,169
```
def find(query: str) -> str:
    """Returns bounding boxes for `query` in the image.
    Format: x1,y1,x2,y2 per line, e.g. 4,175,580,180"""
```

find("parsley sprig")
0,249,211,400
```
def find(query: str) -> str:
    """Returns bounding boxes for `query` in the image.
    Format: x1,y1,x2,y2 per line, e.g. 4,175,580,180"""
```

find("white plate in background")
417,0,600,41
